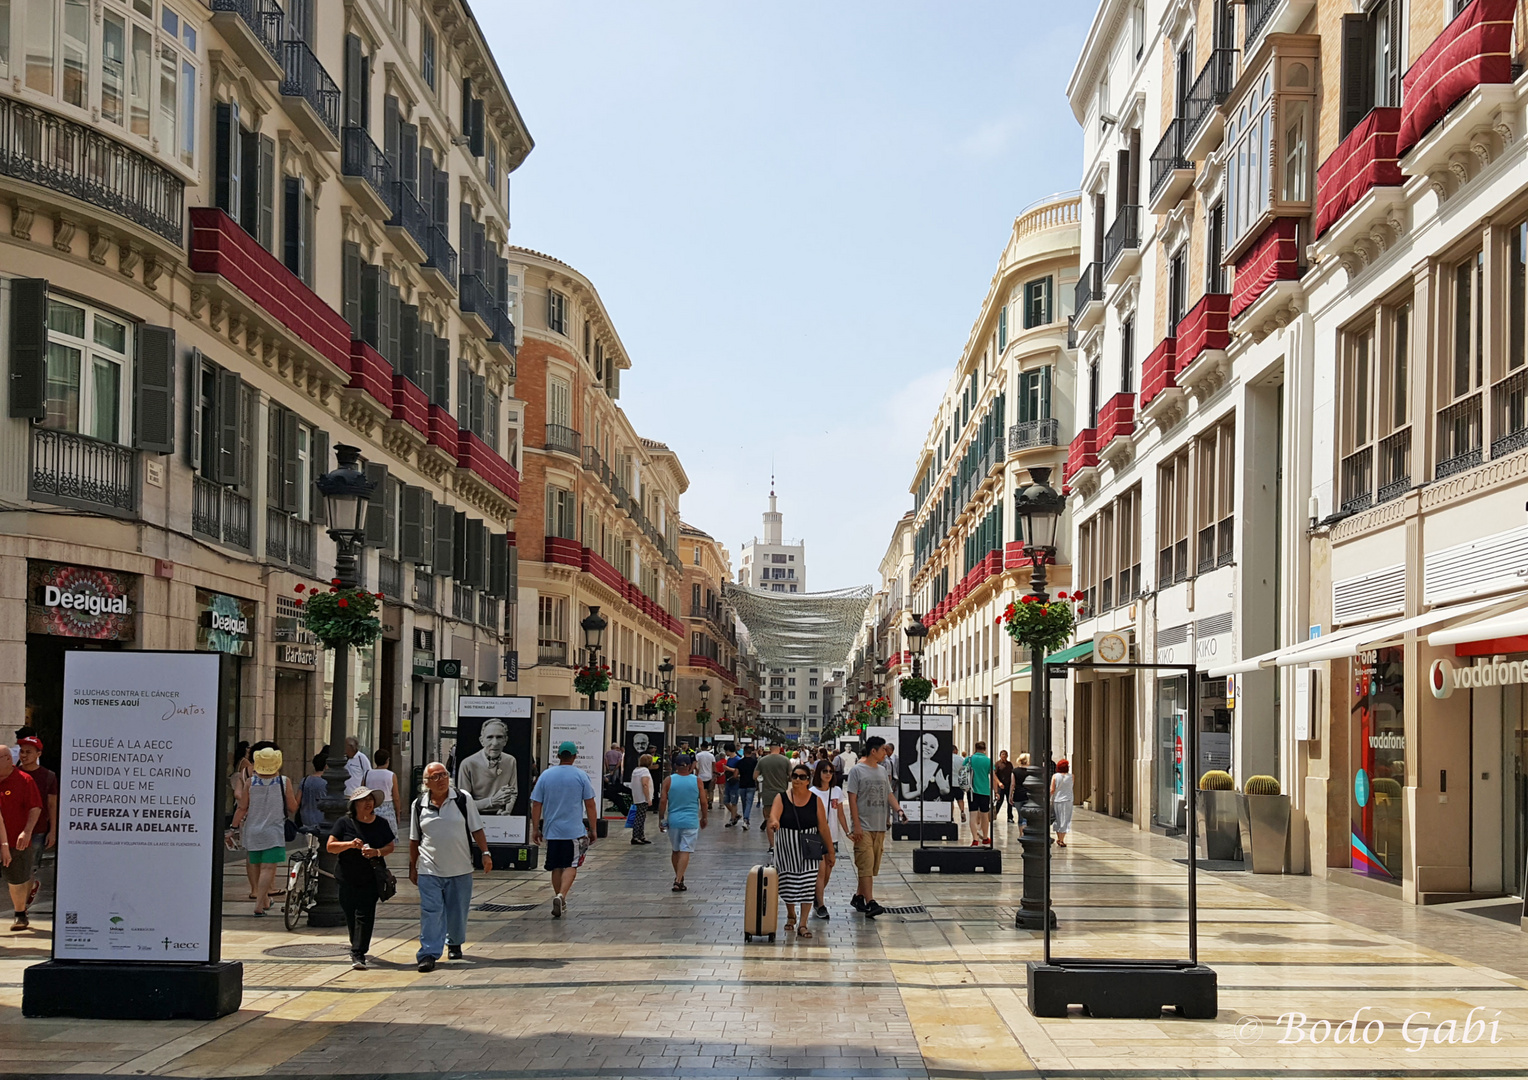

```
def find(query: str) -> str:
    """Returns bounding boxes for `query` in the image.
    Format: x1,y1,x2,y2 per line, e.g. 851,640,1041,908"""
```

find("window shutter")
281,408,300,512
387,282,401,367
401,123,418,190
344,34,364,129
496,256,510,311
419,147,434,217
8,278,48,420
384,477,400,555
1041,365,1052,420
363,462,390,546
470,98,485,158
258,136,276,250
465,518,487,587
433,169,449,230
451,510,467,578
283,176,302,276
240,128,260,236
459,203,473,272
421,490,435,567
473,222,486,279
214,102,240,216
400,485,428,561
489,532,507,597
342,242,363,336
400,304,420,383
186,350,203,471
266,406,282,509
457,359,470,423
361,263,381,348
1340,14,1374,139
433,338,451,409
216,368,241,486
311,428,329,525
506,545,518,595
302,187,315,285
133,324,175,453
1043,277,1053,324
469,373,486,436
383,94,400,171
434,502,455,574
486,390,500,452
418,321,435,394
1127,128,1141,206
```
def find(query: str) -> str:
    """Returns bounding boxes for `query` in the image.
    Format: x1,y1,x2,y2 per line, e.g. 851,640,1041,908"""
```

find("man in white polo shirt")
694,745,716,808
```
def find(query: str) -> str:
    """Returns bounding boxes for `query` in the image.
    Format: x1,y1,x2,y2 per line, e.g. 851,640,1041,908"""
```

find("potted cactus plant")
1196,769,1241,862
1237,774,1290,874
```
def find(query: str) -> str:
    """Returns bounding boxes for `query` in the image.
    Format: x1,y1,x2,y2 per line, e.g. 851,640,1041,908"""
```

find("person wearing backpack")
408,762,492,972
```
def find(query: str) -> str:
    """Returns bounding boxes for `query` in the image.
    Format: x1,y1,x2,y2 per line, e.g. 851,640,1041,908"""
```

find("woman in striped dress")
767,763,836,937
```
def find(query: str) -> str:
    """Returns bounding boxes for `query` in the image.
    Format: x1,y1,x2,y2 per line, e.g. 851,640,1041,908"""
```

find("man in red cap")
16,737,57,908
0,744,42,931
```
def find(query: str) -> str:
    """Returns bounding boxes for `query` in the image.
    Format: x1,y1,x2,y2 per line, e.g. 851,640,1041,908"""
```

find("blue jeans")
740,788,756,821
417,872,473,961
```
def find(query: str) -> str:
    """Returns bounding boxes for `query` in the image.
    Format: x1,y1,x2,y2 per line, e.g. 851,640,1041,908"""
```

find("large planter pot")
1237,793,1290,873
1195,789,1241,861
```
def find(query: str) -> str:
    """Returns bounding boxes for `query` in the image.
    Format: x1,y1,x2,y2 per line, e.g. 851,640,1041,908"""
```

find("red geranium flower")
294,583,306,593
332,579,342,586
338,599,349,608
294,598,304,607
1020,595,1035,604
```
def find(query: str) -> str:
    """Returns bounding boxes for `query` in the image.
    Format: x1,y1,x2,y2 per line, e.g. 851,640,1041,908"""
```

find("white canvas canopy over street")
724,583,873,667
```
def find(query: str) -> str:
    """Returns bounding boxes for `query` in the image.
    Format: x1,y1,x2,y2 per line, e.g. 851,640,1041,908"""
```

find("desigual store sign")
27,562,138,640
1429,655,1528,697
197,589,256,657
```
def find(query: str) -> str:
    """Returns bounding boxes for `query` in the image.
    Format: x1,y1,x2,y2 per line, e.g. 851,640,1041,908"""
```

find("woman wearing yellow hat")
231,745,299,915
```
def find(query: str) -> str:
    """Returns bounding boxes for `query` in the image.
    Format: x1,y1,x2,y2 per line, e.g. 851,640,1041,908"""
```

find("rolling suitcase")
743,862,779,942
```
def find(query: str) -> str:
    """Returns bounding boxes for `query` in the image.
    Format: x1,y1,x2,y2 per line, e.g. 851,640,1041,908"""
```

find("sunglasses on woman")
791,772,811,780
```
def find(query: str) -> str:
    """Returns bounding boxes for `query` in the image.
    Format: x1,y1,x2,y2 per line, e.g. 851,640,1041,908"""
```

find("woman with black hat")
327,787,396,969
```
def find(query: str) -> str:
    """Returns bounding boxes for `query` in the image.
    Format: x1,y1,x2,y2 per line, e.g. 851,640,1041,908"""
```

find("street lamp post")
309,444,375,927
1013,467,1066,931
697,680,711,744
580,606,607,712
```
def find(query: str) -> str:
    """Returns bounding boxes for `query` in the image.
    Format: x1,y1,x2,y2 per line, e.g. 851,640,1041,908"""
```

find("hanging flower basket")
718,717,733,733
1001,592,1079,654
899,675,934,704
573,662,611,697
649,690,678,714
293,582,383,650
696,707,712,726
866,695,892,719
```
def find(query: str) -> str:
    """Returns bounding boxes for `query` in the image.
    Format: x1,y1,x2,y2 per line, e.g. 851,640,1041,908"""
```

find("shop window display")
1352,647,1405,880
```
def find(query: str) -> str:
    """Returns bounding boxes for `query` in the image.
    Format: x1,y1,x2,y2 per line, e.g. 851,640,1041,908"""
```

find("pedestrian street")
4,808,1528,1079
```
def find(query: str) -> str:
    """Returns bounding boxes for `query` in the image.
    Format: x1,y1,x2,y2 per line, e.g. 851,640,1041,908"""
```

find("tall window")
1195,416,1236,572
42,297,132,444
1018,367,1051,421
1206,203,1226,293
1120,316,1135,393
1088,362,1100,428
421,20,436,90
1439,251,1485,474
545,486,575,539
1341,300,1412,508
548,377,571,429
997,305,1007,352
547,289,568,335
1168,247,1188,331
1158,451,1190,585
1116,486,1141,602
1023,277,1053,329
1224,49,1316,256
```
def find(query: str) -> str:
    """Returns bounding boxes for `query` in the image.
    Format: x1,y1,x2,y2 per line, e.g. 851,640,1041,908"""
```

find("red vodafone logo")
1429,659,1453,699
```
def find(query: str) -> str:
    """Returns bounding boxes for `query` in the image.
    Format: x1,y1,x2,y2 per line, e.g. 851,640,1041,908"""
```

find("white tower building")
739,482,807,593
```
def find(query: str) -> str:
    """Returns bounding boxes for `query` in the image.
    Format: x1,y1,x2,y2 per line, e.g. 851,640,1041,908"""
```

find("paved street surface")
4,809,1528,1079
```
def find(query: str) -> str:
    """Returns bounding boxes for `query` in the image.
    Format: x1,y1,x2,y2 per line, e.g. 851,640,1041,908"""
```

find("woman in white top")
1050,758,1074,847
628,754,654,845
364,748,403,829
809,759,849,921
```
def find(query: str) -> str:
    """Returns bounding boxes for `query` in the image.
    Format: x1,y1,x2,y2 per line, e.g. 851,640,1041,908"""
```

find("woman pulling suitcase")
766,763,835,937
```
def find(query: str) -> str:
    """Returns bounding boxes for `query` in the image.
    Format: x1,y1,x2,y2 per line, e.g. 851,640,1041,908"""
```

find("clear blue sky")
480,2,1090,589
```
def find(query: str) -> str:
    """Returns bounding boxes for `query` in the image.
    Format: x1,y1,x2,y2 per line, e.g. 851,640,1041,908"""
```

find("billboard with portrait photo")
624,719,667,785
897,713,954,822
455,696,533,844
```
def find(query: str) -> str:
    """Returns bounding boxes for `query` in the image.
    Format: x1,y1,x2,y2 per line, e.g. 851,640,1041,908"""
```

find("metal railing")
192,475,251,549
1149,119,1190,203
424,222,457,287
478,593,499,631
1339,446,1374,514
30,428,137,515
1377,427,1412,503
1075,261,1104,313
385,179,432,253
341,125,387,200
1103,205,1140,270
415,567,435,610
1009,418,1060,452
210,0,284,63
0,97,184,244
452,583,474,622
1436,394,1483,479
280,38,341,139
1491,368,1528,459
1244,0,1279,48
1183,49,1238,144
544,423,581,457
459,270,493,322
379,554,404,599
538,642,568,665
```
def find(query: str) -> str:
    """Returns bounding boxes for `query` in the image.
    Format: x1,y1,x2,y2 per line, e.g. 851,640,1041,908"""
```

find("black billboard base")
475,844,539,871
913,847,1001,874
892,821,958,842
24,960,243,1020
1026,960,1217,1019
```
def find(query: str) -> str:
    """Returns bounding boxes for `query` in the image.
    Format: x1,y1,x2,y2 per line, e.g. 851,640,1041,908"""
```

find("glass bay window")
1222,40,1318,261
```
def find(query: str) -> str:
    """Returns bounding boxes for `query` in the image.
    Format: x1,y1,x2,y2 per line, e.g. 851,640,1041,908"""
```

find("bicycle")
283,832,330,931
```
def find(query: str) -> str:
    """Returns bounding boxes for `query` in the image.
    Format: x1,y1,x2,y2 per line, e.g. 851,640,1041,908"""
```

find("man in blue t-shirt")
530,742,598,919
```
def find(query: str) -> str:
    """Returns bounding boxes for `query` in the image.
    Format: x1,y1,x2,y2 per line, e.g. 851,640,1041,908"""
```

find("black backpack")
412,791,477,854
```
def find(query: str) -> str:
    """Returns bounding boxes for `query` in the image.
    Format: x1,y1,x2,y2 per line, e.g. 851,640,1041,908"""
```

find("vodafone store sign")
1430,654,1528,698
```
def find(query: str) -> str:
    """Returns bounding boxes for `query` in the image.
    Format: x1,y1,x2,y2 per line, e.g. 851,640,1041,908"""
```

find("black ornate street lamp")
580,605,607,711
309,444,374,927
697,680,711,742
658,656,674,693
1014,466,1065,931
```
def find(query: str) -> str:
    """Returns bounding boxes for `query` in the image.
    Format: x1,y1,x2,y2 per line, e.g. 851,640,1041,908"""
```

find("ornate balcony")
1139,336,1180,412
30,428,137,517
280,39,341,152
266,508,315,570
1103,205,1140,286
1174,292,1232,396
1377,427,1412,504
1436,394,1483,479
340,125,390,220
1339,447,1373,515
1148,120,1193,213
192,475,252,550
1315,108,1403,241
1063,428,1099,487
1231,217,1301,321
421,222,458,295
1097,392,1136,463
1074,261,1105,332
385,180,431,263
457,429,520,504
1008,418,1060,453
209,0,284,82
1490,368,1528,459
1183,48,1237,160
0,96,184,245
1398,0,1517,158
458,270,494,338
544,423,582,457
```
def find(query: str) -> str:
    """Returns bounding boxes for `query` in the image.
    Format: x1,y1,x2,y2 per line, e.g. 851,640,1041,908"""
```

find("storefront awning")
1044,640,1094,665
1205,595,1515,678
1427,601,1528,648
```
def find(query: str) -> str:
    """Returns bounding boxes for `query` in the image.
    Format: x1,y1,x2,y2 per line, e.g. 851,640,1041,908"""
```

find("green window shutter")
258,135,276,251
214,103,240,216
186,349,203,471
465,518,486,587
216,368,241,486
360,262,381,348
489,532,507,597
433,338,450,410
386,282,401,367
9,278,48,420
418,321,435,394
451,510,467,578
400,485,428,562
344,34,364,129
433,502,455,574
1041,366,1052,420
266,405,282,509
1043,277,1053,324
363,462,389,546
281,408,300,512
506,545,518,595
399,304,419,384
311,428,329,526
342,242,363,336
240,128,261,236
133,324,175,453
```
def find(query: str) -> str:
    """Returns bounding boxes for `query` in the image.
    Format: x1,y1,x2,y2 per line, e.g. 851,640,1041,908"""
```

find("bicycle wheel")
283,861,307,931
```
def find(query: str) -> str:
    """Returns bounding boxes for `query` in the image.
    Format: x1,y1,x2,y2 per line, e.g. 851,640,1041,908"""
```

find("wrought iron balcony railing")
1149,119,1190,203
192,475,251,550
209,0,283,63
1103,205,1140,270
1436,394,1483,479
1009,418,1060,453
415,567,436,610
1074,261,1104,312
1491,368,1528,459
280,38,341,140
1244,0,1279,49
265,507,315,570
385,179,432,253
0,97,184,244
1183,48,1237,144
341,125,387,200
544,423,582,457
1339,446,1373,514
379,554,404,600
424,222,457,286
1377,427,1412,504
30,428,137,516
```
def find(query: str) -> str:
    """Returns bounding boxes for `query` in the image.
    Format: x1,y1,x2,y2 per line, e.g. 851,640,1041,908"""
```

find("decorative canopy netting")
724,583,873,667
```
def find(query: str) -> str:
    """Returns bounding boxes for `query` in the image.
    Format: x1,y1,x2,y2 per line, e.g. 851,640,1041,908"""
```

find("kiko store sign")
1430,654,1528,698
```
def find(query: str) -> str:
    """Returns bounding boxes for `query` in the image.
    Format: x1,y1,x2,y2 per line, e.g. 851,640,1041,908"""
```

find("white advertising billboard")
54,652,222,963
548,710,606,811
